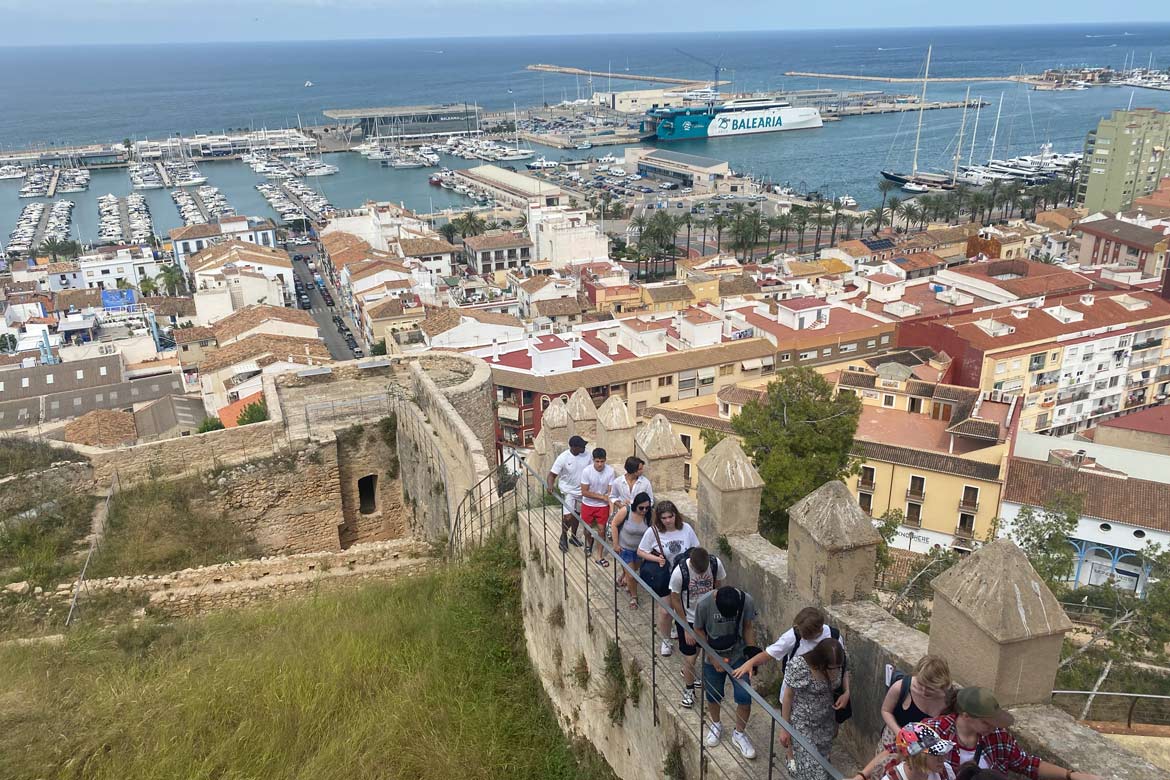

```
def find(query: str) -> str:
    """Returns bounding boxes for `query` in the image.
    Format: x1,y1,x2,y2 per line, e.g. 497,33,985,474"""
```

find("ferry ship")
642,98,823,142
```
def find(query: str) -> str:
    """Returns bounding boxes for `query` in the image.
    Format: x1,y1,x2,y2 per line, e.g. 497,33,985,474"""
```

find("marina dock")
187,188,212,222
154,162,172,187
28,205,52,252
279,184,321,223
527,64,727,87
45,170,60,198
118,198,131,240
785,71,1034,84
826,98,984,117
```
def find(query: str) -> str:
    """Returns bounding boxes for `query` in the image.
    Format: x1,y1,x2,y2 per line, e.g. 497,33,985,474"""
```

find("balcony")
904,514,923,529
906,487,926,501
954,524,976,540
1132,337,1163,352
1057,390,1090,405
1031,371,1060,391
958,498,980,513
858,476,876,492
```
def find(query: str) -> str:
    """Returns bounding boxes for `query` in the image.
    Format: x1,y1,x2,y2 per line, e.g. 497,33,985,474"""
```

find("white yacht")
526,156,559,170
0,165,24,180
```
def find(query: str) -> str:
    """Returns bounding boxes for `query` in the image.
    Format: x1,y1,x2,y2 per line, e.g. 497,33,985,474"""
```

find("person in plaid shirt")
923,688,1101,780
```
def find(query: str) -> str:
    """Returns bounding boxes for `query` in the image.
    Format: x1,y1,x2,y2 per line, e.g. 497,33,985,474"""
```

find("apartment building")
1075,216,1169,277
464,232,534,278
899,290,1170,436
1079,108,1170,213
169,215,278,274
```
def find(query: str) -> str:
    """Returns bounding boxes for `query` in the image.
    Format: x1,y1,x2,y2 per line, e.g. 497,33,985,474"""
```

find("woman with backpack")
610,491,652,609
880,656,953,737
636,500,699,657
780,636,847,780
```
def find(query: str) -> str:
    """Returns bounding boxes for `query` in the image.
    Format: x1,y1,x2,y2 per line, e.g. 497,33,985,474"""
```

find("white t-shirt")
892,764,955,780
550,449,591,497
766,624,848,697
580,464,616,508
668,557,720,623
637,523,700,568
610,473,654,507
955,746,990,770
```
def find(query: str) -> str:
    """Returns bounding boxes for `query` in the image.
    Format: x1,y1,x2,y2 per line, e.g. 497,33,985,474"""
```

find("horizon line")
0,20,1167,49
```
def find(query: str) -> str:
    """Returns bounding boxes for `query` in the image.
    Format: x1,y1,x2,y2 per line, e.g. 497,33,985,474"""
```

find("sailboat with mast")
879,45,956,192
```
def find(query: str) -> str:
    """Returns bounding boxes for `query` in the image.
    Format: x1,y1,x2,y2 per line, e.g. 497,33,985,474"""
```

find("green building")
1079,108,1170,213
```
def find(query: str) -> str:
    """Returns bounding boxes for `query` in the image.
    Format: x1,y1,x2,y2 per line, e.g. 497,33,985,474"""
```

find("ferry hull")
647,106,823,142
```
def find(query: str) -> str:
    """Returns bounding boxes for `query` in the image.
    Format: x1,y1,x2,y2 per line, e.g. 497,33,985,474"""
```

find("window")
357,474,378,514
99,366,108,376
780,353,791,362
880,334,891,344
75,370,84,380
658,376,673,387
995,361,1007,375
45,374,54,385
799,350,817,361
960,486,979,511
908,475,925,499
1099,523,1112,532
719,363,734,377
659,395,671,404
683,463,692,483
859,465,876,489
680,434,692,453
630,379,651,393
882,394,895,408
635,400,647,416
958,513,976,535
821,347,832,357
905,502,922,527
21,377,29,389
858,492,873,515
839,343,857,354
867,340,877,349
1134,529,1146,539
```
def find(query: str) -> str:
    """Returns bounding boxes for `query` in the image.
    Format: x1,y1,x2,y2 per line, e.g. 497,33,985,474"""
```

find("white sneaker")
681,687,695,709
732,730,756,760
705,721,722,747
670,624,678,639
660,639,672,656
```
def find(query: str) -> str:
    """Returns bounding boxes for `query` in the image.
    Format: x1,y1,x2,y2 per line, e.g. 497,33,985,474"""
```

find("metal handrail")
1052,690,1170,730
510,454,844,779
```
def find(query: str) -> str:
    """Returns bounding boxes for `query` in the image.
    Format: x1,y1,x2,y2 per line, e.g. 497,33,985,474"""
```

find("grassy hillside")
0,536,614,780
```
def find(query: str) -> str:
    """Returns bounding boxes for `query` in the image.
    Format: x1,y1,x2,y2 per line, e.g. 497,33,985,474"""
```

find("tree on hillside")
730,367,861,543
1010,494,1080,588
437,222,459,245
197,417,225,433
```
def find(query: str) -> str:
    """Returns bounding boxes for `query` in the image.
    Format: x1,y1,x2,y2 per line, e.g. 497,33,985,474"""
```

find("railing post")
768,717,777,780
699,657,707,780
651,597,659,727
584,526,592,635
1127,696,1140,729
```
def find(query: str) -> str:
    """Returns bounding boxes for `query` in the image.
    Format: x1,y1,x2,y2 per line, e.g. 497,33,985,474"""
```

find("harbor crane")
675,48,726,102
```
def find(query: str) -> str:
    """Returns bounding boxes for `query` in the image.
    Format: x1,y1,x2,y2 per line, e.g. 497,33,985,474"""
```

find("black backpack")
672,550,721,611
707,587,745,654
779,625,845,676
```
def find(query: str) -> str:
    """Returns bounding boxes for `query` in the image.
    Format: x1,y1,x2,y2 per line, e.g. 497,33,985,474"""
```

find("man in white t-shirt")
668,546,722,710
548,435,590,552
579,447,616,565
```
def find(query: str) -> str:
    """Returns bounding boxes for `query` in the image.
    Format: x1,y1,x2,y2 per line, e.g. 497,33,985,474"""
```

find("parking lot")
286,239,366,361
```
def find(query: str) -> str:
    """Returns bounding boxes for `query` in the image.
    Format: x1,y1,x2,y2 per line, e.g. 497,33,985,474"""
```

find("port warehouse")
322,103,483,140
623,148,730,189
590,86,913,114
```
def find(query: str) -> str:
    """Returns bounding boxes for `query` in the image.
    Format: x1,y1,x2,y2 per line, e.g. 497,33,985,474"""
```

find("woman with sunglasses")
611,491,652,609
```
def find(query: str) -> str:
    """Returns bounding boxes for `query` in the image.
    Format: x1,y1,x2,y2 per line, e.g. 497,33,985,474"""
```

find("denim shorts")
618,548,638,566
702,661,752,706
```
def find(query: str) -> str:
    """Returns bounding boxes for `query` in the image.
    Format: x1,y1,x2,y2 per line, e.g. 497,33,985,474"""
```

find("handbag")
638,525,672,597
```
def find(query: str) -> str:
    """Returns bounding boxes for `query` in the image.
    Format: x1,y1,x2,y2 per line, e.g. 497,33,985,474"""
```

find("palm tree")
38,237,80,261
828,199,844,247
454,213,486,238
865,208,886,236
842,215,858,241
896,202,918,232
484,221,501,231
876,179,898,223
712,214,730,253
438,222,460,244
156,264,186,296
884,196,901,233
679,212,693,258
763,215,784,258
774,213,794,250
138,276,159,297
514,214,528,230
630,214,648,248
810,201,830,252
792,208,810,253
695,217,710,256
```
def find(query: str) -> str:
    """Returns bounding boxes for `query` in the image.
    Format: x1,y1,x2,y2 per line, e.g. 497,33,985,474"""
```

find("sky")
1,0,1168,46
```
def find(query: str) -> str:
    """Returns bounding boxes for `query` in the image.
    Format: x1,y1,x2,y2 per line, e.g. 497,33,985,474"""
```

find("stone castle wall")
58,539,434,618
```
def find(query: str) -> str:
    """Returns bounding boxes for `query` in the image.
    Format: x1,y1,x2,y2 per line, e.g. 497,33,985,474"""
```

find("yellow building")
646,353,1010,554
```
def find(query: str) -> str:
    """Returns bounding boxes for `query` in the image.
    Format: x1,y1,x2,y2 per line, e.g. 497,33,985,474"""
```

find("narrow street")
287,242,364,360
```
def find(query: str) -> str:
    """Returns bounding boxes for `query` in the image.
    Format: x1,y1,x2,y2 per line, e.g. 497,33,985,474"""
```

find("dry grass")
0,535,617,780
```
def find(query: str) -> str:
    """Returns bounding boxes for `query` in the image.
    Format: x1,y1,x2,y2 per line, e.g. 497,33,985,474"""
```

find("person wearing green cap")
924,688,1102,780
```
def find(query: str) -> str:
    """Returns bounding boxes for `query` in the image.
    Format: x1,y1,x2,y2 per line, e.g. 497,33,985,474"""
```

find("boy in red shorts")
579,447,616,566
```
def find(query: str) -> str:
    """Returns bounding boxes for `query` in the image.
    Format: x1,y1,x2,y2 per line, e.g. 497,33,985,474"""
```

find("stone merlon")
635,414,689,459
697,437,764,491
788,480,883,551
932,539,1074,641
